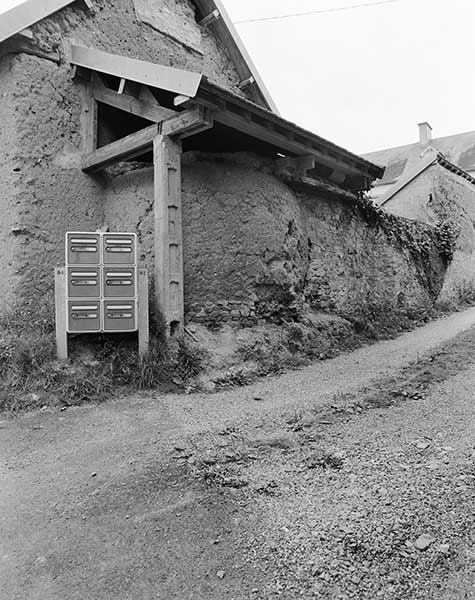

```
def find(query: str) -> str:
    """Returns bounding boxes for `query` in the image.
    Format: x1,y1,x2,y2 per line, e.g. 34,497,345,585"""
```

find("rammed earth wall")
103,153,448,328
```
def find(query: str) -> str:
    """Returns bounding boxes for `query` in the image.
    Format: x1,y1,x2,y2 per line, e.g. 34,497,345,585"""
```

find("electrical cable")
234,0,402,25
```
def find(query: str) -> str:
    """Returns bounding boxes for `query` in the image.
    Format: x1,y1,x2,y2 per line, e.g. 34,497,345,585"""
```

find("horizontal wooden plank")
91,80,176,123
212,110,364,177
71,45,202,97
82,124,159,171
161,106,214,138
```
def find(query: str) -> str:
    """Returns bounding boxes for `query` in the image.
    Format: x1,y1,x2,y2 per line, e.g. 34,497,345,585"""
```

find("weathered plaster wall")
103,165,155,272
2,53,104,303
383,164,475,305
103,154,446,328
33,0,248,97
0,56,20,306
0,0,252,308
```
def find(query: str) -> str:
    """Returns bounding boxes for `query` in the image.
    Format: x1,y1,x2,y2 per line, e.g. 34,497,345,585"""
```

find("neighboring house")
363,123,475,304
363,123,475,208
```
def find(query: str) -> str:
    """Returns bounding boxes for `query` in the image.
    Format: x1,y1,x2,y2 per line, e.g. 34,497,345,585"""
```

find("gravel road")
2,306,475,599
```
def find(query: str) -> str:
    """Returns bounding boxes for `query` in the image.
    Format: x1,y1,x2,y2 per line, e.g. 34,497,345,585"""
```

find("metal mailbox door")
102,233,136,265
67,267,100,298
102,300,137,332
66,233,101,265
102,267,136,298
67,300,101,333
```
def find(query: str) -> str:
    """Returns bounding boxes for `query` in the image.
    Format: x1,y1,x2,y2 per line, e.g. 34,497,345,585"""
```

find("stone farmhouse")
0,0,470,354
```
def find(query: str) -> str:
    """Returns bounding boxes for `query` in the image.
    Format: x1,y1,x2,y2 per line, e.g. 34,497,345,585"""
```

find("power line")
234,0,402,25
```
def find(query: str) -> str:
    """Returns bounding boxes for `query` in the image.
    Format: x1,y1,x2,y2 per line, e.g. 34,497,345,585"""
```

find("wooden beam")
83,84,98,153
82,124,158,171
117,78,126,94
91,77,176,122
71,45,202,97
154,135,184,337
160,106,214,138
54,267,68,361
237,76,255,90
137,268,150,358
198,9,220,26
212,109,364,178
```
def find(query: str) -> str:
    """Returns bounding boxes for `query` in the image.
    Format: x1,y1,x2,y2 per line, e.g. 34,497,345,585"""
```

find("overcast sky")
222,0,475,154
2,0,474,154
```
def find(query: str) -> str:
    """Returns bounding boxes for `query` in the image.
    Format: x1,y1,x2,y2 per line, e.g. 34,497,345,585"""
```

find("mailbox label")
67,301,101,333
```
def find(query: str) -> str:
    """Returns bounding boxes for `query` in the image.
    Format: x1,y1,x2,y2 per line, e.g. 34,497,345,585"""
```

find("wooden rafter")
90,74,177,123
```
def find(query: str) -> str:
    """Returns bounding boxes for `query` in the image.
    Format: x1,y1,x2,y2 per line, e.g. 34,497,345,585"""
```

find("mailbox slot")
102,300,137,332
103,267,136,298
103,233,136,265
66,232,100,265
67,301,101,333
67,267,100,298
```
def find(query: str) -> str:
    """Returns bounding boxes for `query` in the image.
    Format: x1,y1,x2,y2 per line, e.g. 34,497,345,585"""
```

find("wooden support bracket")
237,75,255,90
160,106,214,139
91,75,176,123
198,9,220,27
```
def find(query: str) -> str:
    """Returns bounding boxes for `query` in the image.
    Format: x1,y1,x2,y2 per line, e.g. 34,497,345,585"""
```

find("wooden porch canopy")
71,46,383,191
71,46,383,338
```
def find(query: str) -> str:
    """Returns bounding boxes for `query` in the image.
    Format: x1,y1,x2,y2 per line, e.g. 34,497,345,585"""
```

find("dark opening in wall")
96,103,153,148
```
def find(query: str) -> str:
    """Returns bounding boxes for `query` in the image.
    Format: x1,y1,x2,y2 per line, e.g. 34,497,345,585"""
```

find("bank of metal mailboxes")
65,232,137,333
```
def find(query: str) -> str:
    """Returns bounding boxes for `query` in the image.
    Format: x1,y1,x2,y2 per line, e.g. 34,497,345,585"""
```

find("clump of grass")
0,298,208,414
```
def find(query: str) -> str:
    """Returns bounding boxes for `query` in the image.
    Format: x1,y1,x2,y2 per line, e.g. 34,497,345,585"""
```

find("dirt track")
2,307,475,599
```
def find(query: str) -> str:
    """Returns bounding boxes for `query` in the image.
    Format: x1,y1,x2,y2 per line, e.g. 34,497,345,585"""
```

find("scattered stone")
437,543,450,553
416,441,430,450
413,533,436,551
216,570,225,579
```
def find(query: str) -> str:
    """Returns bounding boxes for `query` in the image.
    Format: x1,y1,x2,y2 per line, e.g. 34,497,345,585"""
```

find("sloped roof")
363,129,475,187
379,148,475,206
0,0,277,113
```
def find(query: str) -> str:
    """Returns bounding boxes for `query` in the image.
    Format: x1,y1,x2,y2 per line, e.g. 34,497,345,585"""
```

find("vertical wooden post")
153,134,184,338
54,267,68,361
137,268,150,358
84,82,98,153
